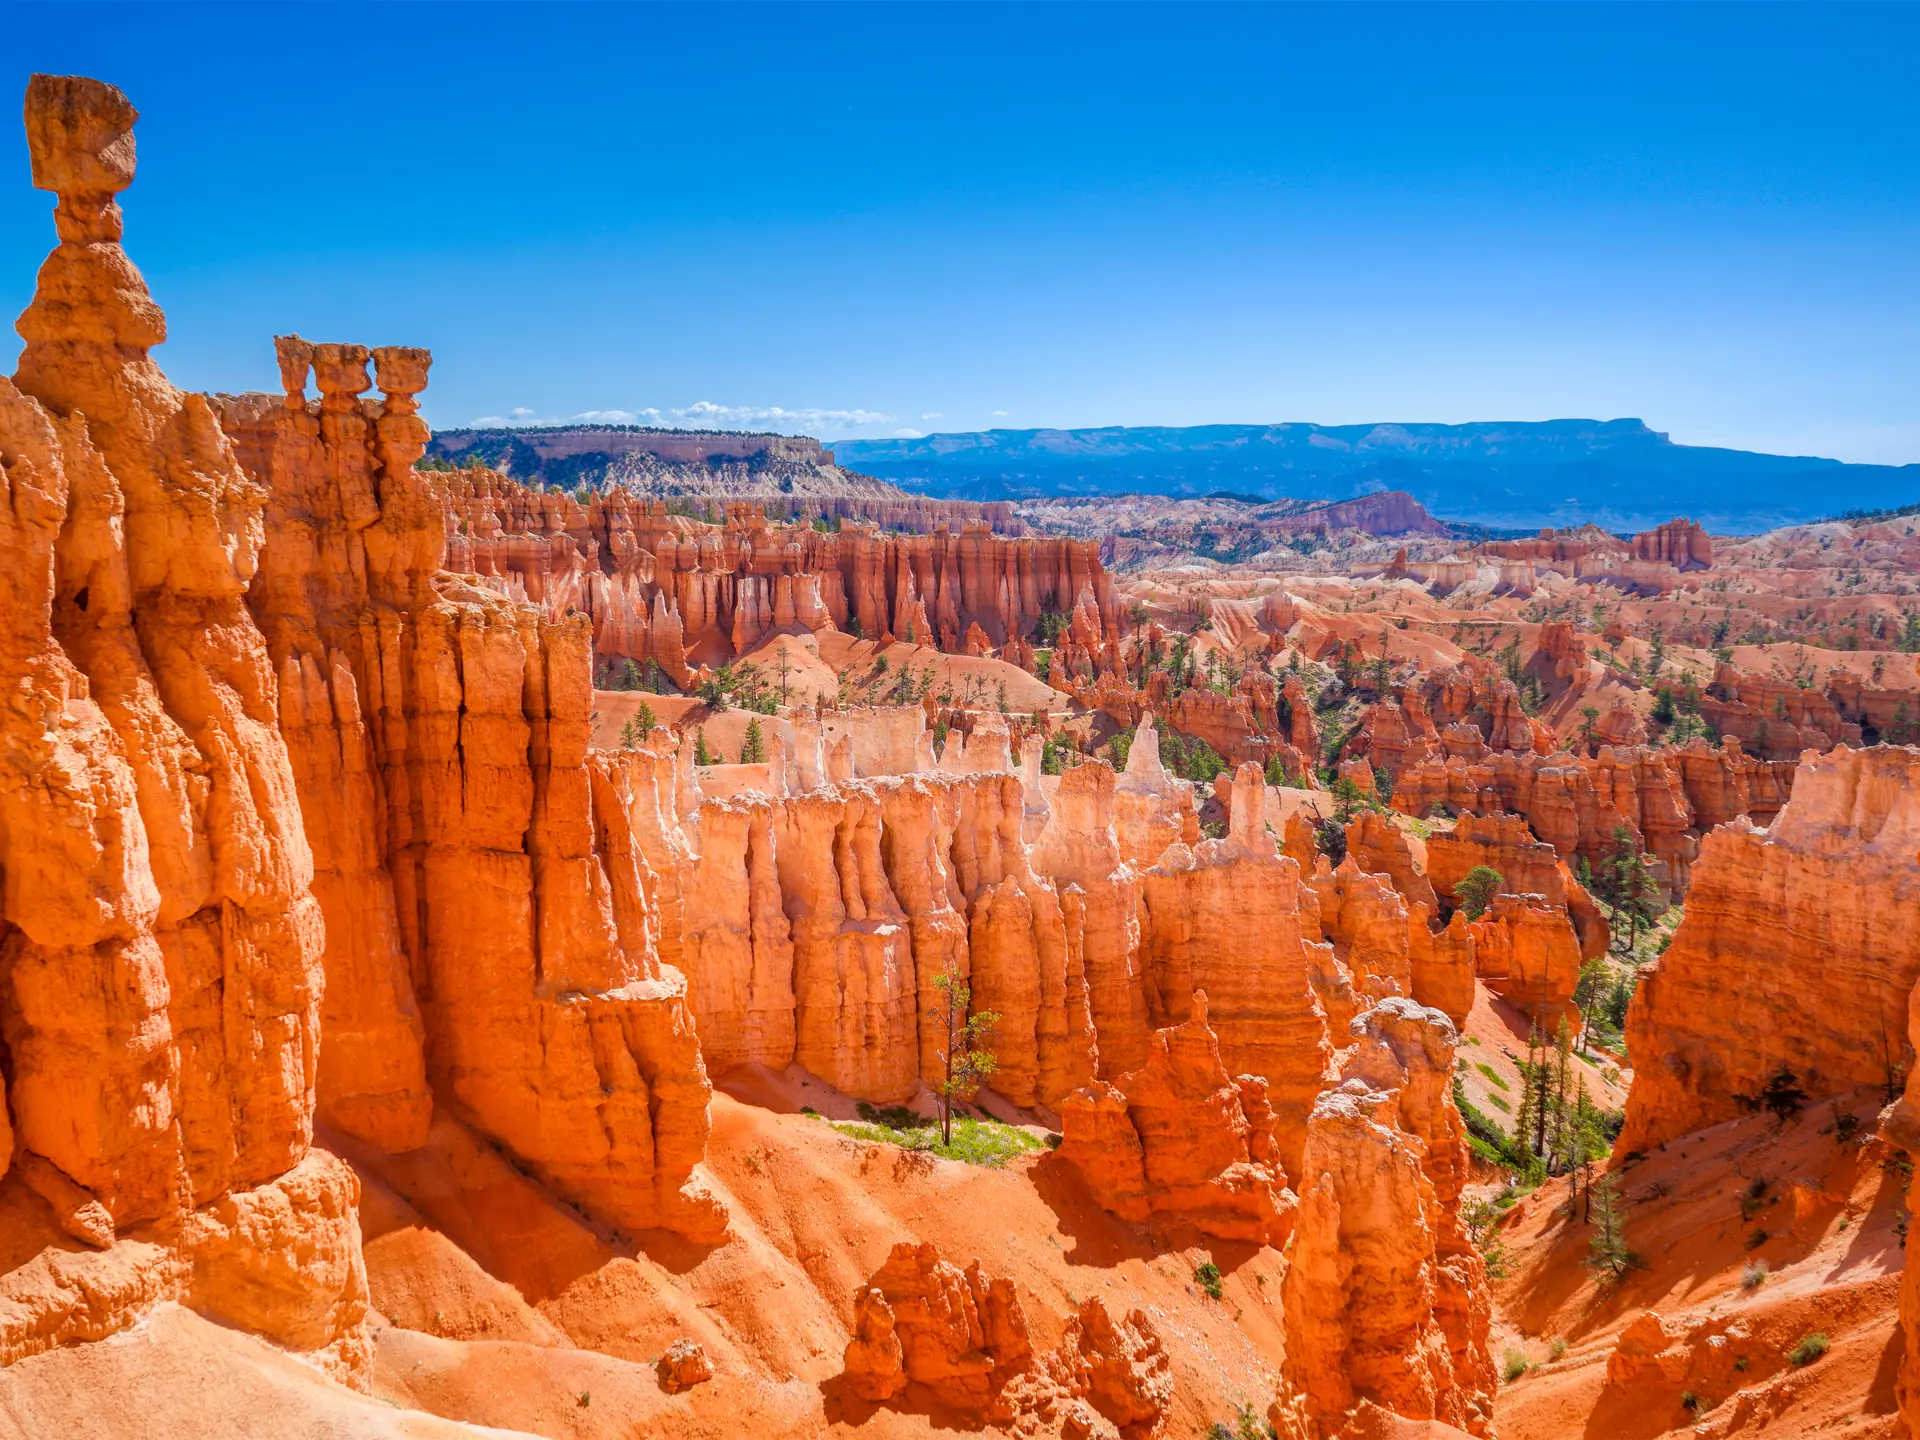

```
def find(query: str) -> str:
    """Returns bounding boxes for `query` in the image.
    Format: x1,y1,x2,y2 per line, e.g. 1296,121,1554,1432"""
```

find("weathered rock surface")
0,74,388,1388
1139,765,1334,1172
1396,741,1796,901
435,473,1121,685
1059,993,1297,1245
1621,743,1920,1155
1466,893,1584,1032
841,1241,1169,1435
1424,811,1608,959
1277,999,1493,1438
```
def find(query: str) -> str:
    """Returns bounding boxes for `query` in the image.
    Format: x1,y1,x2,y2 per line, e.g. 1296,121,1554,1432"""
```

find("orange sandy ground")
1490,1091,1907,1439
343,1071,1291,1439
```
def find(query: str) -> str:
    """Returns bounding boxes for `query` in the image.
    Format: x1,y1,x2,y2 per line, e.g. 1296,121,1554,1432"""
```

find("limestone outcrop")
1276,1000,1493,1438
1058,994,1297,1245
660,765,1099,1108
1466,893,1583,1032
1343,809,1438,913
841,1242,1034,1413
1620,743,1920,1155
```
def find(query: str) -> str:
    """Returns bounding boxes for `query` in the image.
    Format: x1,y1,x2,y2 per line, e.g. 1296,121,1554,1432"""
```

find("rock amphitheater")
4,74,1920,1440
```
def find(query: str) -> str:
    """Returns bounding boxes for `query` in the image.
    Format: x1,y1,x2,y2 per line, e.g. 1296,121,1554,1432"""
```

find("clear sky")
4,2,1916,462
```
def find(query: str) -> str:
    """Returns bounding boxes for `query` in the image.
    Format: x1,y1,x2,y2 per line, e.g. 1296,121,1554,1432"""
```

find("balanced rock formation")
1059,993,1297,1245
1621,743,1920,1156
0,73,365,1380
1276,999,1493,1439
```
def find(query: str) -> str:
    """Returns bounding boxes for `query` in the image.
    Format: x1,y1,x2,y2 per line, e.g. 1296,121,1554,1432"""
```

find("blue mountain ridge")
832,420,1920,534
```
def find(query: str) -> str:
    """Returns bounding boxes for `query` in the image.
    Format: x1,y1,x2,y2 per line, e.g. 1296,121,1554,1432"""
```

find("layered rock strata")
1058,994,1297,1245
1395,740,1796,900
223,343,728,1244
1138,764,1334,1173
426,473,1123,684
0,73,366,1380
1620,743,1920,1155
1275,999,1493,1438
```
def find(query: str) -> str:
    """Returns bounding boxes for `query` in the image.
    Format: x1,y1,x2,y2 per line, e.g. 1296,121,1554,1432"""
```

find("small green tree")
1595,826,1660,954
693,727,718,766
1573,958,1612,1054
932,960,1000,1146
739,717,767,765
1577,706,1601,754
618,716,642,750
1587,1172,1634,1282
1454,865,1504,921
1330,775,1368,824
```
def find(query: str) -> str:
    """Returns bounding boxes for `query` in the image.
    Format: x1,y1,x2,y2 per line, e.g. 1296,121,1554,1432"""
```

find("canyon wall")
1620,744,1920,1155
425,472,1119,684
1396,739,1797,899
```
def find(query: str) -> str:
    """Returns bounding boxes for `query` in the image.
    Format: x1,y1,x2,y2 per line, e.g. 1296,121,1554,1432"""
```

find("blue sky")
4,2,1916,462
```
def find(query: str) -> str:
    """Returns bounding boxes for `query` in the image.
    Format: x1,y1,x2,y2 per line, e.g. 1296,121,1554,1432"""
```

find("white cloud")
891,428,924,439
992,409,1010,417
463,402,894,436
920,412,945,421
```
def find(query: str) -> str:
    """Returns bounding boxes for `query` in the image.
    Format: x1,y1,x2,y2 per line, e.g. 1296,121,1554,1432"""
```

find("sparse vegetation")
1194,1261,1224,1300
1453,865,1503,921
1788,1332,1829,1366
825,1102,1044,1168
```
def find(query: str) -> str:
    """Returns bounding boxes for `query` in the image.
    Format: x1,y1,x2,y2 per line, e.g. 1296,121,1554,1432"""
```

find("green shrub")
1789,1333,1829,1366
1501,1349,1529,1383
1194,1261,1224,1300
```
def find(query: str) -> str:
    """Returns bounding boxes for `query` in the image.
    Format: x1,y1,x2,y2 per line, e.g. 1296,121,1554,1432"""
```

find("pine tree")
1548,1018,1575,1166
739,717,767,765
1513,1025,1543,1163
931,959,1000,1146
693,727,717,766
1454,865,1503,921
1587,1173,1633,1281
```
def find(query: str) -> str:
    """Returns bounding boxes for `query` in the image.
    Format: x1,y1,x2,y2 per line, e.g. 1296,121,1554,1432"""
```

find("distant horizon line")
427,415,1920,469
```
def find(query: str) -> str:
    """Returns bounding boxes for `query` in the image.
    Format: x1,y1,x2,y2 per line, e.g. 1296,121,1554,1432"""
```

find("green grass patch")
824,1103,1045,1168
1475,1062,1511,1092
1487,1093,1512,1113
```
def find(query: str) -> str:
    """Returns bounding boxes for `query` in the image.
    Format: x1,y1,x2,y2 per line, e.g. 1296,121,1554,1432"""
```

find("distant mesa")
834,419,1920,533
